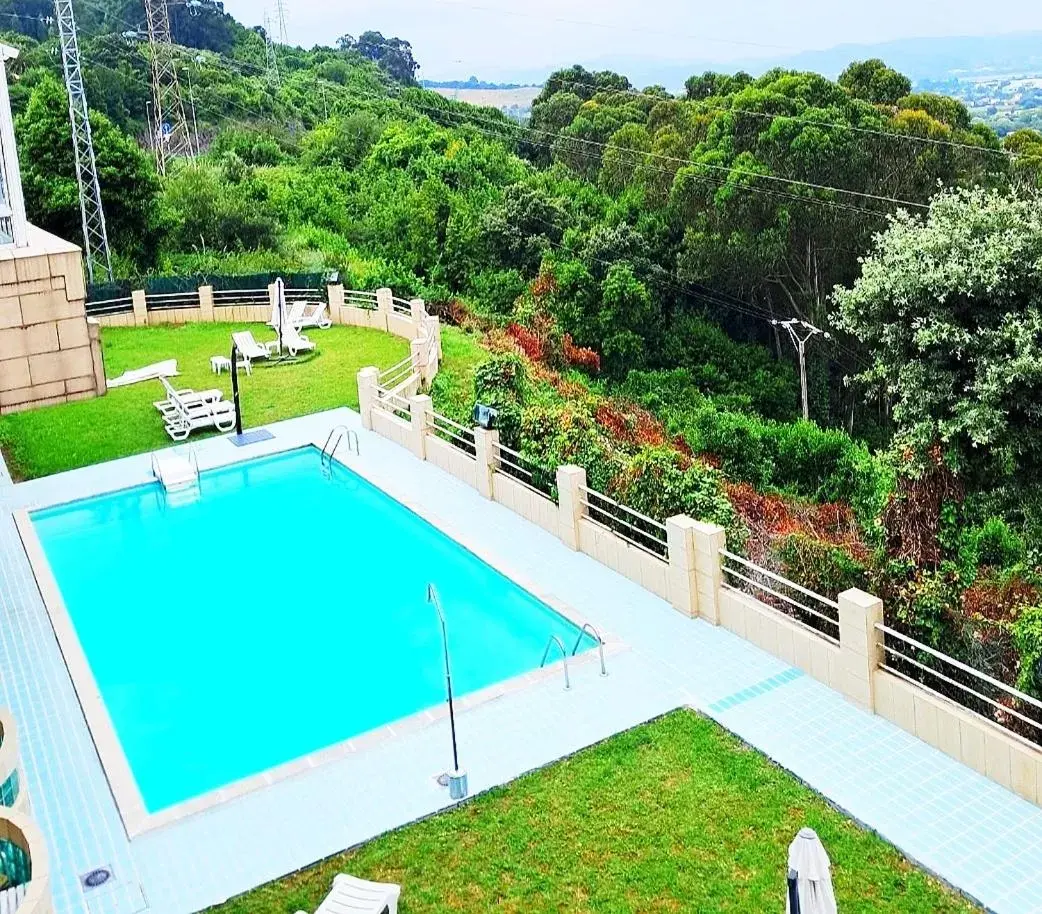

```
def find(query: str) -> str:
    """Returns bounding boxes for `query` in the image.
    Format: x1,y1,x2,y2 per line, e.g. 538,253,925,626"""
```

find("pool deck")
2,407,1042,914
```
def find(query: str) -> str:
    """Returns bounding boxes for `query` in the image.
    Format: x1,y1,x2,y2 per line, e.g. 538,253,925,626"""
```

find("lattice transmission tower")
263,13,281,86
275,0,289,44
53,0,112,283
144,0,194,174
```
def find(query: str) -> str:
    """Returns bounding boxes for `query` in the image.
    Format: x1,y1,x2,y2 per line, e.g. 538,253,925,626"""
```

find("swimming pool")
30,447,594,821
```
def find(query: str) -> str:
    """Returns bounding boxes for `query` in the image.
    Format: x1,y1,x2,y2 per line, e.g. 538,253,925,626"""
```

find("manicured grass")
208,711,978,914
0,322,410,480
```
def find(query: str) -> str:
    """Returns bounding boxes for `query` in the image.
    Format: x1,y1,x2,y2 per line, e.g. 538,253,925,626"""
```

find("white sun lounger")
153,378,224,420
294,299,332,330
232,330,277,369
108,358,179,389
296,874,400,914
156,378,236,441
280,322,316,357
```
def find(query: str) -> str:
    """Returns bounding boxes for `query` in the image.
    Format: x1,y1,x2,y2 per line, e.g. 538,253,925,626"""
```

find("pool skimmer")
80,865,115,892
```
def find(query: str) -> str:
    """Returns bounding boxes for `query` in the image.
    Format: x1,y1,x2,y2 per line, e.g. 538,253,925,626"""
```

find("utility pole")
772,318,830,422
53,0,112,283
263,13,280,86
275,0,289,44
144,0,194,174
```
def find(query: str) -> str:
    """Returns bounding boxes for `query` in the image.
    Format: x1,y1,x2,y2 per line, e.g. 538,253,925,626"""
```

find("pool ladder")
321,425,359,470
540,623,607,690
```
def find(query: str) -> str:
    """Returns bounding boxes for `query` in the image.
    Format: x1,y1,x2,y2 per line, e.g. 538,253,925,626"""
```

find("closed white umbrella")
786,828,838,914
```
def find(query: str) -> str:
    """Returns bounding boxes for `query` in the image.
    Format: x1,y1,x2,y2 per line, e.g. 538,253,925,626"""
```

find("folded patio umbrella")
786,828,838,914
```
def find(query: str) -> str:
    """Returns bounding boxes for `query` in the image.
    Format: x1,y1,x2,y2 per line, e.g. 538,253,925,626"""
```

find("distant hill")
422,77,538,91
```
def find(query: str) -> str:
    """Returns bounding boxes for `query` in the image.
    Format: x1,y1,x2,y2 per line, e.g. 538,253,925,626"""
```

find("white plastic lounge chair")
232,330,276,369
296,874,400,914
294,299,332,330
108,359,178,389
164,394,236,441
281,322,316,357
153,377,223,420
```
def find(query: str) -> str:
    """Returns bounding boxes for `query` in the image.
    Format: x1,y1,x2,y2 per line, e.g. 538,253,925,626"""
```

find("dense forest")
6,1,1042,714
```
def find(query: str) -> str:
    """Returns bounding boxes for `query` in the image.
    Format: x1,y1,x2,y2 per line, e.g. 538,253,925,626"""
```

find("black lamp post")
230,342,243,436
427,583,467,798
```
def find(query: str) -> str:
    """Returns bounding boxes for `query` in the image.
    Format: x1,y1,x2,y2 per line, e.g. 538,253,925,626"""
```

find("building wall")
0,226,103,415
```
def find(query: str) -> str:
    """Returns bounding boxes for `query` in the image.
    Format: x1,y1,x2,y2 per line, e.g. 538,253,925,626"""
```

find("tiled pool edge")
15,449,627,840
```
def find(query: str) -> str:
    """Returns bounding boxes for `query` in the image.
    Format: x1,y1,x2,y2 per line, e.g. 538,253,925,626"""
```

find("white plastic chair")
296,874,400,914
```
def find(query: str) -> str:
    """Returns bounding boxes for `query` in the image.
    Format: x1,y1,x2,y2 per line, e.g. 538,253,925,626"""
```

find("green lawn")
0,322,410,480
208,711,978,914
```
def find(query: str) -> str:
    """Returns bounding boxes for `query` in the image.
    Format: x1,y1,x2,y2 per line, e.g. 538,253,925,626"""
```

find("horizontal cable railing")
578,485,668,559
373,386,412,422
391,297,413,316
345,291,379,310
494,442,556,501
877,623,1042,741
212,289,270,308
85,296,134,315
378,355,417,390
143,291,201,310
428,411,476,456
720,549,840,642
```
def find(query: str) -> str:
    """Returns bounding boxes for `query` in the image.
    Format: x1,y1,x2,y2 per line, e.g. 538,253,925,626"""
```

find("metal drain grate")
80,866,115,891
229,429,275,447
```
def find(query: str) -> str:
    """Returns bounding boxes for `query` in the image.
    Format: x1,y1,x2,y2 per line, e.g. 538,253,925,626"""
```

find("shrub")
469,268,526,315
474,353,528,447
773,533,868,601
891,563,964,649
1013,606,1042,698
972,517,1026,570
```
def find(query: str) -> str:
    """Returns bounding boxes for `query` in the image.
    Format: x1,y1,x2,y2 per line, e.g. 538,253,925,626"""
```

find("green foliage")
838,59,912,105
473,353,528,446
300,113,385,170
891,563,964,649
898,93,973,130
1013,607,1042,697
773,533,868,599
834,186,1042,494
971,518,1026,570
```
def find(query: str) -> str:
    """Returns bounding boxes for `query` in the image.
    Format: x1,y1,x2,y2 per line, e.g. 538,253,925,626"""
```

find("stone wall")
0,226,103,414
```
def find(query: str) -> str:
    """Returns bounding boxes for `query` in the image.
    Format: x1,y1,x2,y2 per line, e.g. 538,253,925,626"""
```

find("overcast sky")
223,0,1042,81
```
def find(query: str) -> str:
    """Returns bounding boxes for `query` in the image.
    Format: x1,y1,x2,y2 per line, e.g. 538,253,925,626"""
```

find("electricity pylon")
275,0,288,44
144,0,194,174
772,318,831,421
53,0,112,283
264,13,281,86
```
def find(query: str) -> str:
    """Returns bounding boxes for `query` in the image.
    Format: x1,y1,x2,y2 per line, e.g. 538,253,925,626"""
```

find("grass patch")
0,322,410,480
429,326,489,422
208,711,978,914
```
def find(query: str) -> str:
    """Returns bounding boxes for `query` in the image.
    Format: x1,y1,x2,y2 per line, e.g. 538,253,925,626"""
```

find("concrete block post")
838,588,884,711
87,318,106,396
357,366,379,431
666,516,699,618
556,464,587,551
376,287,393,332
690,521,726,625
198,285,215,322
327,284,345,325
410,336,429,385
131,289,148,327
408,394,432,460
473,427,499,499
410,297,426,335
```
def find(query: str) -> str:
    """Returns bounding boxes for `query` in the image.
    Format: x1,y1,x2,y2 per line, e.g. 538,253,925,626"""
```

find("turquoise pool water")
33,448,593,813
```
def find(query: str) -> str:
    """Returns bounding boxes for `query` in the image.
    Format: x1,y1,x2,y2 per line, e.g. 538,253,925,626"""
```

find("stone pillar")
408,393,432,460
556,464,587,551
665,516,699,618
410,336,428,385
131,289,148,327
410,297,426,336
376,287,393,332
327,284,345,325
87,318,106,396
433,315,443,359
838,588,884,711
690,521,726,625
198,285,215,322
357,366,379,431
473,427,499,499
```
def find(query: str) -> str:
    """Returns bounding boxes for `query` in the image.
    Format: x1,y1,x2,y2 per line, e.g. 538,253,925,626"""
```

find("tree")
833,187,1042,490
839,59,912,105
339,31,419,85
15,75,161,266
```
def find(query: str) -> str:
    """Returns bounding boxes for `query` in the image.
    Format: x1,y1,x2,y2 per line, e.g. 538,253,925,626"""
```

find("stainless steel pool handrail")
540,635,571,690
321,426,359,468
571,622,607,677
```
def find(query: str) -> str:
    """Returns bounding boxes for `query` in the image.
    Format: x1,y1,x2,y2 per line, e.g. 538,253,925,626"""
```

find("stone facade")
0,225,104,415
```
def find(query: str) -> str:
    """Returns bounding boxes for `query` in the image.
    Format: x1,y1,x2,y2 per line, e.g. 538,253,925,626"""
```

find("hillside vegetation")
5,4,1042,721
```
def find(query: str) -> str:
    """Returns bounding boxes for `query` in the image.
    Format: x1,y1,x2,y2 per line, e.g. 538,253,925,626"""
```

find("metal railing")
345,291,379,310
391,297,413,316
373,386,412,422
428,411,476,456
212,288,271,308
143,290,201,311
378,354,417,390
578,485,668,559
720,549,840,642
877,623,1042,740
85,296,134,315
493,441,556,501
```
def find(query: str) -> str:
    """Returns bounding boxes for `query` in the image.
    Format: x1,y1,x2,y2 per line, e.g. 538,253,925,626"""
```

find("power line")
53,0,112,283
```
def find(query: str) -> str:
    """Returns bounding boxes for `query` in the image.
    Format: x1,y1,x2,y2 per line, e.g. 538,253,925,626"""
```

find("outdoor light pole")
230,342,243,436
427,583,467,798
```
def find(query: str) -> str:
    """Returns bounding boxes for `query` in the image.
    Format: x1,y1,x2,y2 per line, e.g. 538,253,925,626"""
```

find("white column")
838,588,884,711
131,289,148,327
408,394,432,460
690,521,726,625
376,287,393,332
473,427,499,498
556,465,587,551
666,516,699,618
356,366,379,431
